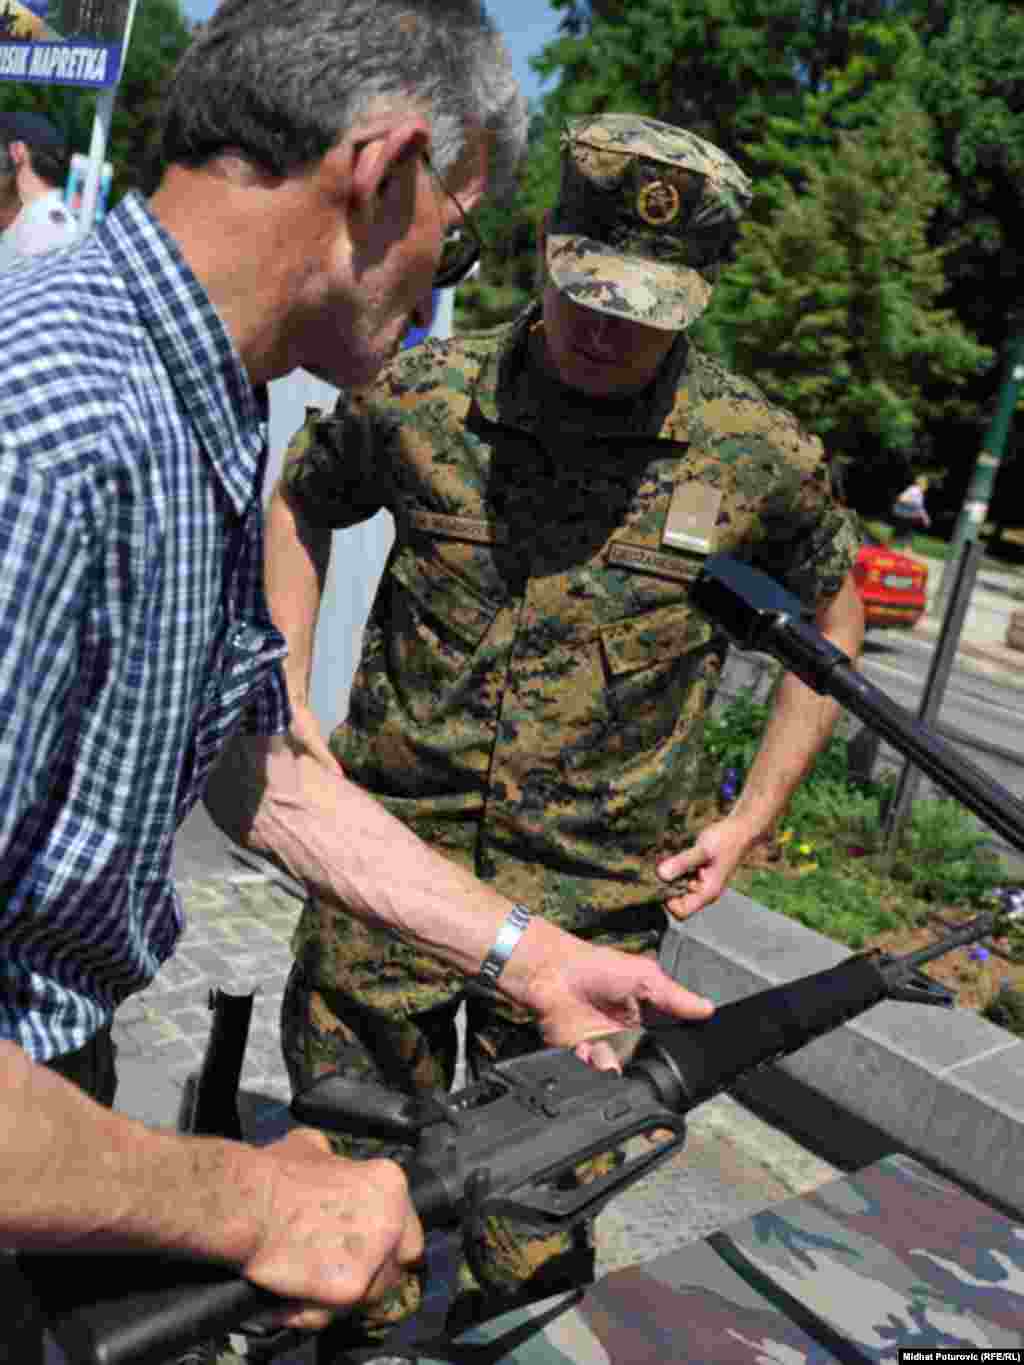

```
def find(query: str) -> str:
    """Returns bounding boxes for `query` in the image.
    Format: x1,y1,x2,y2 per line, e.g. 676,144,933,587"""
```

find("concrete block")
673,889,849,979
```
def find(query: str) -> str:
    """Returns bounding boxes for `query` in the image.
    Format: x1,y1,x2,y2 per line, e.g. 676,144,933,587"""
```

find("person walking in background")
890,475,931,545
0,111,77,268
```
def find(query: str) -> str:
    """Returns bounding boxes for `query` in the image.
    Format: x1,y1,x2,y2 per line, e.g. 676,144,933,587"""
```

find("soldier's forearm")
729,677,840,838
730,572,863,837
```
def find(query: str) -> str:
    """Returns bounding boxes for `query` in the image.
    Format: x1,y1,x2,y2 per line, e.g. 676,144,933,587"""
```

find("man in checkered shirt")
0,0,714,1345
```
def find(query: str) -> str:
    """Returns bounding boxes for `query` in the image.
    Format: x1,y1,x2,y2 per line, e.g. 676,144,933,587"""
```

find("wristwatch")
473,903,532,990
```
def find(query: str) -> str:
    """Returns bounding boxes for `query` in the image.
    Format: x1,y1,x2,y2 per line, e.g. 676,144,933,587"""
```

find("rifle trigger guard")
480,1116,687,1229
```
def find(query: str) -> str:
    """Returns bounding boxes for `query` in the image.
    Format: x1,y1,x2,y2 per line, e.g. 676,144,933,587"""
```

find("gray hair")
161,0,526,197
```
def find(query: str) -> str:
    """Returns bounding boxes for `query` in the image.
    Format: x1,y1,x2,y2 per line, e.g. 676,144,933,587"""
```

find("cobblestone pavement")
112,869,305,1115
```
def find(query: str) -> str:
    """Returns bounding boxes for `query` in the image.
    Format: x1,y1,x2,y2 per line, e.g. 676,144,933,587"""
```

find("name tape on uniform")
607,541,701,583
408,510,509,545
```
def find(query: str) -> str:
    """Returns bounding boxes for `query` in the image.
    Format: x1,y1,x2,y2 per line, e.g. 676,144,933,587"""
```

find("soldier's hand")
657,815,756,920
241,1128,424,1330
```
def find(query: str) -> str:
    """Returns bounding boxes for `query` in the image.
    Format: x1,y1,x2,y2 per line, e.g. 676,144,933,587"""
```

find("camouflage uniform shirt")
283,307,858,1013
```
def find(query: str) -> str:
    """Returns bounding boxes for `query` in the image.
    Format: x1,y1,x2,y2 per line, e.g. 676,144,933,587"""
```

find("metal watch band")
474,903,531,989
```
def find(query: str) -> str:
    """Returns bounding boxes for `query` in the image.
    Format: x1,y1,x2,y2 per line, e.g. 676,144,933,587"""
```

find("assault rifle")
18,555,1024,1365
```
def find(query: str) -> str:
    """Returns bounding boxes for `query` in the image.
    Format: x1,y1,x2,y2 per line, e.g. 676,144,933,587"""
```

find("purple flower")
968,945,990,963
720,768,739,802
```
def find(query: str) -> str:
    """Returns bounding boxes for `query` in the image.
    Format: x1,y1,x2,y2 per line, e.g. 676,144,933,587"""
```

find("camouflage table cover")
417,1153,1024,1364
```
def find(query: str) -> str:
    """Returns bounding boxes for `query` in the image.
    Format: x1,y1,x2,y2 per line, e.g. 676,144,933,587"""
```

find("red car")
853,536,928,629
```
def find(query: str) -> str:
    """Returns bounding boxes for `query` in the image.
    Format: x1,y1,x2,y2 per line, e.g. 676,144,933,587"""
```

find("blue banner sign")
0,0,131,88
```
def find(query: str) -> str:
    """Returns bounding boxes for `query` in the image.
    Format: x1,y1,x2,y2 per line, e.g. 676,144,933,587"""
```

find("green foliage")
704,691,856,792
707,689,1005,942
709,84,991,490
740,865,901,949
981,985,1024,1040
914,2,1024,341
784,777,891,849
890,800,1004,905
454,279,532,333
701,691,771,783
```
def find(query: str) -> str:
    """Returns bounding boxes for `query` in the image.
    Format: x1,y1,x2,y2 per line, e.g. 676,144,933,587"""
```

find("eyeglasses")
423,154,483,290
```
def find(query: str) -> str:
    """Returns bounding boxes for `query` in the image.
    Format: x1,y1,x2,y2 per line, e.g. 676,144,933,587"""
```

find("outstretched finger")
642,965,714,1021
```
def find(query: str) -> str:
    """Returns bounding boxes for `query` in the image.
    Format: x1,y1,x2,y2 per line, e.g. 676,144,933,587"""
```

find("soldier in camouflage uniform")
266,114,864,1343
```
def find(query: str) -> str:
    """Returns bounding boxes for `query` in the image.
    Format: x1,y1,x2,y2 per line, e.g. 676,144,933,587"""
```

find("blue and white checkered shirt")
0,192,290,1061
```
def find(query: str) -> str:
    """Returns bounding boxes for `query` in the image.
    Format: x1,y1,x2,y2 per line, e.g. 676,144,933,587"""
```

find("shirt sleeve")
760,444,860,610
280,391,393,530
0,449,89,850
709,398,858,609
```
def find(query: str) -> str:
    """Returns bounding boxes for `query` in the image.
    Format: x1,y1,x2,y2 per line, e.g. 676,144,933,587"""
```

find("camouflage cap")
546,113,753,331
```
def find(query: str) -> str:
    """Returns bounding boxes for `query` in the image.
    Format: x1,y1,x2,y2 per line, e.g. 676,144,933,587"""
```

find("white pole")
74,85,113,241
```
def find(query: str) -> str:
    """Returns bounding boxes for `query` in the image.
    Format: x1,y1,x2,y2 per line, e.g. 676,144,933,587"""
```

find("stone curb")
659,888,1024,1222
913,615,1024,691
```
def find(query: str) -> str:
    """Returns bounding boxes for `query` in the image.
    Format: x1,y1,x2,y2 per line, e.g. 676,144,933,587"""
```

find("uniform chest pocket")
597,604,716,757
387,550,502,722
179,620,286,814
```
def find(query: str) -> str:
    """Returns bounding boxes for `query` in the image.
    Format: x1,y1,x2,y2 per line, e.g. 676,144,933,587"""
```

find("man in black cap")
0,110,77,267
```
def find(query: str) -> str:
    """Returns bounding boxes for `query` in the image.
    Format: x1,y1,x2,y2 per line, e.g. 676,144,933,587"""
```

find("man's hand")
243,1128,424,1330
656,813,760,921
0,1042,423,1326
520,930,714,1067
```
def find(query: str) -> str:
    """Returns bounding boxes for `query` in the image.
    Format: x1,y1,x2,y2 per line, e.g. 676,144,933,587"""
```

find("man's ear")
319,118,430,225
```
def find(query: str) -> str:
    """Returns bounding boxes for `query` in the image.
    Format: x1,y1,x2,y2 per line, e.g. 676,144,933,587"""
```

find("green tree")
699,86,990,509
467,1,940,333
908,1,1024,532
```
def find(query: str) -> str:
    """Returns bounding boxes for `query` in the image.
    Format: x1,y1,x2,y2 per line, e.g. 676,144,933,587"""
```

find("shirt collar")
99,192,267,516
